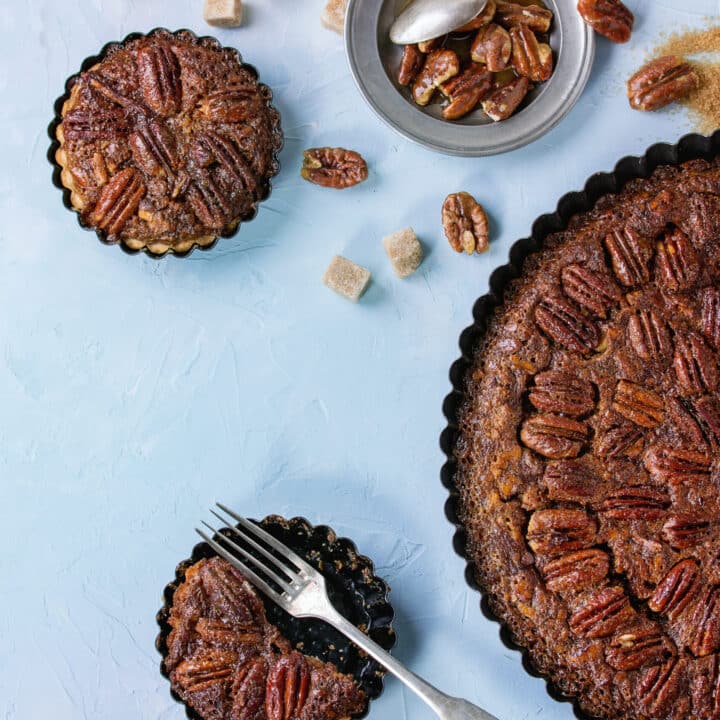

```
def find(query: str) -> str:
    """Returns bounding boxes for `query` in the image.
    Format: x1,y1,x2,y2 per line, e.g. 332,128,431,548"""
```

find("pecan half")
510,25,553,82
528,370,596,417
200,558,265,626
495,1,553,32
691,655,720,720
174,649,237,693
656,227,700,291
129,118,177,177
645,445,712,487
543,460,598,503
576,0,634,43
453,0,497,32
597,486,670,520
527,508,597,556
702,286,720,350
569,587,635,638
232,658,268,720
606,625,673,671
200,83,258,122
136,43,182,116
612,379,664,428
301,148,368,189
90,168,145,235
648,559,701,619
597,420,644,458
187,176,234,228
197,131,258,196
628,55,699,112
604,227,652,286
398,44,424,86
561,264,621,319
535,296,600,354
674,333,719,395
520,413,589,459
627,309,673,361
690,587,720,657
440,64,493,120
639,659,684,717
266,653,310,720
691,395,720,446
662,514,712,550
195,617,262,646
470,23,512,71
412,50,461,106
442,192,489,254
481,76,530,121
62,105,128,141
542,548,609,593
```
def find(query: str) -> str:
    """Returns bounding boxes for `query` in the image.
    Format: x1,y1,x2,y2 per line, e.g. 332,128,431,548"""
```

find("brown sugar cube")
321,0,348,34
383,228,423,278
323,256,371,302
204,0,243,27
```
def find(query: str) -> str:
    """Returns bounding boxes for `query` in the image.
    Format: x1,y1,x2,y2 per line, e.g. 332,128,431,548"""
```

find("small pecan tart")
451,157,720,720
53,29,282,256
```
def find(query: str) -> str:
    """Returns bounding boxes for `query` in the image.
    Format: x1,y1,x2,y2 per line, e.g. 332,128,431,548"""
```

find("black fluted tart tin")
47,28,283,259
156,514,396,720
439,130,720,720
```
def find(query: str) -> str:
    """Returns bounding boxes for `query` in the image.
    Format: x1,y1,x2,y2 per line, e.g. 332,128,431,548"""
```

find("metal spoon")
389,0,489,45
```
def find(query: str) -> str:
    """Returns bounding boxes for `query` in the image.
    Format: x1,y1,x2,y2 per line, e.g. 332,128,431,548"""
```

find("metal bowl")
345,0,595,156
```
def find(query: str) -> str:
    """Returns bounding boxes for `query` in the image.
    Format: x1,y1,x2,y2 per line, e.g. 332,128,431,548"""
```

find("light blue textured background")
1,1,717,718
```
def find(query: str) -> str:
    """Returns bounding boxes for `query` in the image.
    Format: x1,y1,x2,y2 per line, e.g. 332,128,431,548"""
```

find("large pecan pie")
164,557,366,720
453,158,720,719
54,30,282,255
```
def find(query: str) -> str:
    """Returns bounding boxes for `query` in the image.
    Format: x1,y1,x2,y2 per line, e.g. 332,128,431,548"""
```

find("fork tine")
200,521,295,593
216,503,316,574
210,508,302,582
196,528,285,604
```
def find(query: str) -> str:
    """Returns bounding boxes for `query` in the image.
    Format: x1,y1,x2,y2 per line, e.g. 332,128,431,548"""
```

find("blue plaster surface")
0,1,716,718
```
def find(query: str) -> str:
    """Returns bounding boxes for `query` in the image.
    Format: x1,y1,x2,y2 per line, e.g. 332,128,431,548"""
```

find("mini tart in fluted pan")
54,29,282,256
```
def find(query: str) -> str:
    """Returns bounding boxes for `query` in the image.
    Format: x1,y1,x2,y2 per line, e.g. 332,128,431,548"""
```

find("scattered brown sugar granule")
656,26,720,133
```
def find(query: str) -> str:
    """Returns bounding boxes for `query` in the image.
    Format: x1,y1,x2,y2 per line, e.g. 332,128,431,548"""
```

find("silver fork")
197,503,500,720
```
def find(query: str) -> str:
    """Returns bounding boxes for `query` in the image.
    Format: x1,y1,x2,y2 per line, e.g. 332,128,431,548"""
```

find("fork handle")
324,609,500,720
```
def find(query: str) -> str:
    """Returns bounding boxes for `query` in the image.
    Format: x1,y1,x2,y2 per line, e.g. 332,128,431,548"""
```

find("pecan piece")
606,626,673,671
301,148,368,189
662,514,712,550
440,64,493,120
495,1,553,32
628,55,699,111
412,50,460,106
528,371,595,417
648,559,701,619
604,227,652,286
561,264,621,319
597,486,670,521
535,296,600,354
510,25,553,82
639,659,684,717
232,657,268,720
542,549,609,593
627,309,672,361
174,649,237,692
62,105,128,141
200,83,258,122
527,508,597,556
470,23,512,72
453,0,497,32
690,587,720,657
90,168,145,235
645,445,711,487
656,227,699,291
266,653,310,720
702,286,720,349
442,192,489,254
398,44,424,86
597,420,644,458
136,43,182,116
612,379,664,428
481,75,530,121
674,333,719,395
129,118,177,177
543,460,598,503
576,0,634,43
520,413,589,459
691,395,720,446
569,587,635,638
